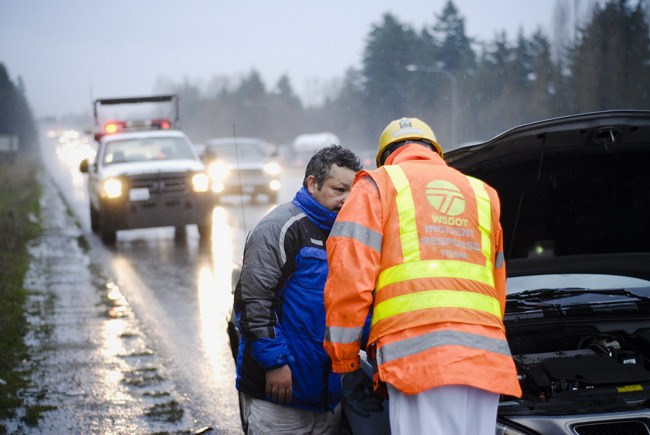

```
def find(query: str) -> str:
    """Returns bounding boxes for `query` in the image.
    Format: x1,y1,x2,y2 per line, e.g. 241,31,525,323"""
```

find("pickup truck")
79,95,217,244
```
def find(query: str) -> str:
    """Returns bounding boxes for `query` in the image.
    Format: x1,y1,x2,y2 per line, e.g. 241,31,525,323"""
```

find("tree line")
164,0,650,153
0,64,37,156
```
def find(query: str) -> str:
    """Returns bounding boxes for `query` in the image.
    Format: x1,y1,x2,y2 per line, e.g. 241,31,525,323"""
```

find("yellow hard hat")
376,117,443,166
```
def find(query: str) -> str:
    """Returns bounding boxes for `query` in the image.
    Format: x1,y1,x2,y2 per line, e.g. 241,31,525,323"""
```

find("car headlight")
103,178,123,198
192,173,210,192
264,162,281,176
208,161,231,181
269,179,281,191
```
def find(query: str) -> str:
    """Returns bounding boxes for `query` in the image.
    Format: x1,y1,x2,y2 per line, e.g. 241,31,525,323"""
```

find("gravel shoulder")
4,175,206,434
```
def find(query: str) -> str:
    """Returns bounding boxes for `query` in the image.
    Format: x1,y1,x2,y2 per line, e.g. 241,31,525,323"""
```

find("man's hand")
266,365,293,404
341,368,384,417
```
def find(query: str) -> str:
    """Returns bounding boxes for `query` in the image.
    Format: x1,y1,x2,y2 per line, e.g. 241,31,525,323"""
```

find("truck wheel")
198,223,212,240
174,225,187,240
90,205,100,233
100,214,117,245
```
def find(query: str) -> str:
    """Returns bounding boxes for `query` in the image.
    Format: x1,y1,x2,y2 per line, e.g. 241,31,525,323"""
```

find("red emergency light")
151,119,171,129
94,118,173,142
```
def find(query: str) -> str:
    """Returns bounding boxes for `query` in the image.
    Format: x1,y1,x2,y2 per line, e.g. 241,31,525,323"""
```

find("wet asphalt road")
36,133,305,433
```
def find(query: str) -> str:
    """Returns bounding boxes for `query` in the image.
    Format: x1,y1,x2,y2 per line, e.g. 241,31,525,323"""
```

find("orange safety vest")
324,145,522,397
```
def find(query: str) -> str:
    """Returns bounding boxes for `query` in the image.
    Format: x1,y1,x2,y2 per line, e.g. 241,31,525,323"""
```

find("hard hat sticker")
392,127,423,138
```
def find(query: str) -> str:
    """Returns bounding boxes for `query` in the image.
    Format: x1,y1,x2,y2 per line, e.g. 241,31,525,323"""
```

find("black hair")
302,144,362,189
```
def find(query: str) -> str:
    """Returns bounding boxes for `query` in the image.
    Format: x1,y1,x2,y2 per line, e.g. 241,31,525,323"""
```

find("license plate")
129,188,150,201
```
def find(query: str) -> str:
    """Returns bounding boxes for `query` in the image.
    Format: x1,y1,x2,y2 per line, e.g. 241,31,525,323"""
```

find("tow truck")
79,95,217,245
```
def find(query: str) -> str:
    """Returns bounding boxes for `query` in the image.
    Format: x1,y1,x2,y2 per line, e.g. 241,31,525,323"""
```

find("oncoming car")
446,110,650,434
203,137,281,203
79,128,217,245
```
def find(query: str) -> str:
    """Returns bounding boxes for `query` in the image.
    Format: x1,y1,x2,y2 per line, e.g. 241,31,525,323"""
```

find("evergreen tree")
0,63,38,155
432,0,476,73
323,67,370,148
269,74,304,145
422,0,476,146
528,30,557,120
361,13,420,137
472,31,516,138
274,74,301,108
570,0,650,111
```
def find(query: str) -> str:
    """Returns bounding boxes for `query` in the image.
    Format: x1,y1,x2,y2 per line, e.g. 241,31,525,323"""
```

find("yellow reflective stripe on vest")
372,289,502,326
467,176,493,271
384,165,420,262
377,259,495,290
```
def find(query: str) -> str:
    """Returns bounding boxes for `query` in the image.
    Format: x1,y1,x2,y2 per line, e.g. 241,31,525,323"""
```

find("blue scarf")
292,187,337,231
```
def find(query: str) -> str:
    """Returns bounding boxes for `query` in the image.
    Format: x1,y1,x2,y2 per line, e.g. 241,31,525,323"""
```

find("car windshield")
507,273,650,295
102,137,195,165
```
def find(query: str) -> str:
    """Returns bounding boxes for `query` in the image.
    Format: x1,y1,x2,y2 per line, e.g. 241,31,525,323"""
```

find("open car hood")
446,110,650,281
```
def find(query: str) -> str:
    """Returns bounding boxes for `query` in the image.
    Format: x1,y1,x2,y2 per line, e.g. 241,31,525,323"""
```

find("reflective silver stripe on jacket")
377,329,512,365
495,251,504,268
330,221,383,253
325,325,365,344
279,212,306,263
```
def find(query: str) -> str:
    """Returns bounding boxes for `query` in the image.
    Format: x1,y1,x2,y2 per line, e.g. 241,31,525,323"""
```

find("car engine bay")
503,324,650,413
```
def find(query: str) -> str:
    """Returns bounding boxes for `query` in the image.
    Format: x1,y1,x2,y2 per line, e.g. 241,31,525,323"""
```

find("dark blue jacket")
234,187,342,412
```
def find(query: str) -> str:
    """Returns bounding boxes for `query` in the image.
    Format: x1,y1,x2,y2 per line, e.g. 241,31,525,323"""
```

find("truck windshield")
103,137,195,165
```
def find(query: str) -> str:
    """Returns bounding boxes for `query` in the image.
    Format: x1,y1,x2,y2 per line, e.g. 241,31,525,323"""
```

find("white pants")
387,384,499,435
247,397,341,435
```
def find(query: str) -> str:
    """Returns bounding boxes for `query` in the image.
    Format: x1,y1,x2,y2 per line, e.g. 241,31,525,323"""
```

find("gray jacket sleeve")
236,217,290,341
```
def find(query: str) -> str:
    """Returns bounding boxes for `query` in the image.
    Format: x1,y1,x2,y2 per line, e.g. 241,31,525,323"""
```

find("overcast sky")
1,1,558,117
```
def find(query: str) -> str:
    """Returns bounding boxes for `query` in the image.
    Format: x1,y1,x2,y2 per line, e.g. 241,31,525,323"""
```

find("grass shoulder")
0,157,42,426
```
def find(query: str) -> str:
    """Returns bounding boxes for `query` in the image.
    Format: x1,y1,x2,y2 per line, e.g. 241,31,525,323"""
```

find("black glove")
341,368,384,417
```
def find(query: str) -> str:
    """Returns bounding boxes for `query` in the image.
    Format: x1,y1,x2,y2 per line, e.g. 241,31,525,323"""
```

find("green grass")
0,158,42,423
144,400,184,423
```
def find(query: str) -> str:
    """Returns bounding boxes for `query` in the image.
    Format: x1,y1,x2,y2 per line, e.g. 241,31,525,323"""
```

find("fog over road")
40,128,305,432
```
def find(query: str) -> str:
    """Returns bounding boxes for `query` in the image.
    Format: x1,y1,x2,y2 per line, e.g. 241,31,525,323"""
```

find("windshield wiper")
508,288,650,303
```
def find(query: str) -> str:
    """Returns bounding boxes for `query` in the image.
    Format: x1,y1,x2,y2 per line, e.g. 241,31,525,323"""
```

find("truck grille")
128,172,190,197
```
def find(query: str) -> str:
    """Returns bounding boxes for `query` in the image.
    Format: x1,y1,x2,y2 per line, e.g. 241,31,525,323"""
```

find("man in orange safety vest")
323,117,522,435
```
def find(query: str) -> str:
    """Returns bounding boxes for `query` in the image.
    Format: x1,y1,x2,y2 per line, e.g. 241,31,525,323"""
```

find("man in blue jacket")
234,145,362,434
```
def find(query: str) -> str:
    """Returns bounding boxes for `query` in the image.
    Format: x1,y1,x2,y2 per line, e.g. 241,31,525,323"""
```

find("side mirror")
79,159,89,173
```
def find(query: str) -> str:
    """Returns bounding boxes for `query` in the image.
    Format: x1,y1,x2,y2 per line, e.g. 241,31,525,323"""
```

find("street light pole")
406,64,458,147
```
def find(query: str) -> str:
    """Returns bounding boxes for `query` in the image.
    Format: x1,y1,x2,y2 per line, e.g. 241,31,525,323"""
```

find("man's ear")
306,175,318,194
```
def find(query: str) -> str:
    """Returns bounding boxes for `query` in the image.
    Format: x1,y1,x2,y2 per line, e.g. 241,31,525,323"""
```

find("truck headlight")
269,179,281,191
192,173,210,192
264,162,281,176
208,161,230,181
103,178,123,198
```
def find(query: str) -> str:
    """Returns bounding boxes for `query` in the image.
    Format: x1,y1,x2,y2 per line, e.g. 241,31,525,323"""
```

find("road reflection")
198,206,236,377
39,126,302,431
